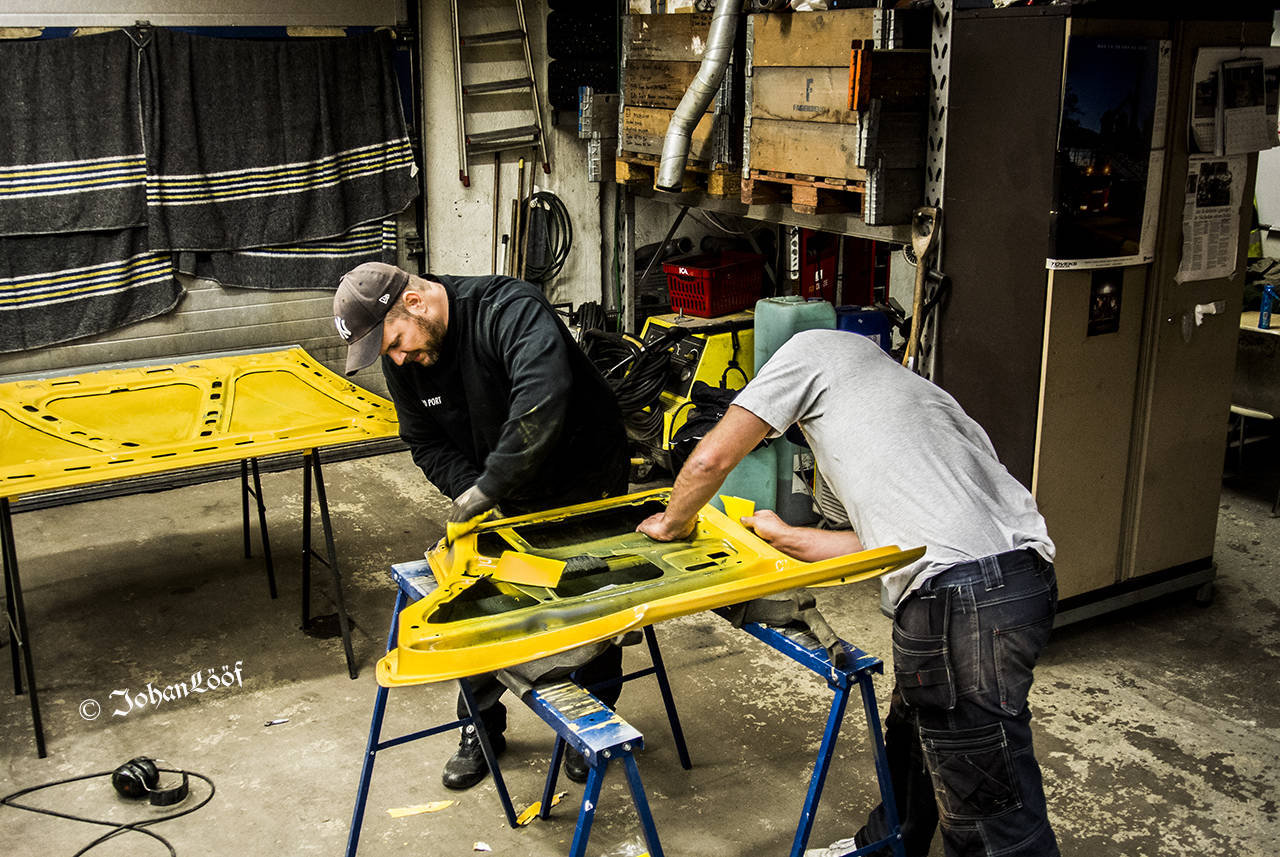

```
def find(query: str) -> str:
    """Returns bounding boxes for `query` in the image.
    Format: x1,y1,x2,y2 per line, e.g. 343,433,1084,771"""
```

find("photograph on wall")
1086,269,1123,336
1047,37,1171,270
1190,47,1280,155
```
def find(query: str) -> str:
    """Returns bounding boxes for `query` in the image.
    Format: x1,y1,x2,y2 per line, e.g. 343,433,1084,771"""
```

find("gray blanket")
0,229,183,353
189,218,398,291
0,31,146,237
140,29,418,254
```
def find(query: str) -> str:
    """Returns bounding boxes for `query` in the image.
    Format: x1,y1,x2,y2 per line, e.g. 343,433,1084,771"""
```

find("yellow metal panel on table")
0,347,399,499
377,489,924,687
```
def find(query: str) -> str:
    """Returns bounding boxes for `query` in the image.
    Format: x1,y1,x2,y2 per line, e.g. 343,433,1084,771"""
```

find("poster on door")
1047,37,1171,271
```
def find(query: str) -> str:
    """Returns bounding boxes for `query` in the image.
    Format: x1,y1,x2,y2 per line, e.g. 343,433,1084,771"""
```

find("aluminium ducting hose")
655,0,743,191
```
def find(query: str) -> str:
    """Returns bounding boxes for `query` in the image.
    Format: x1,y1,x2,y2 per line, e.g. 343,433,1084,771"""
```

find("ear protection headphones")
111,757,190,807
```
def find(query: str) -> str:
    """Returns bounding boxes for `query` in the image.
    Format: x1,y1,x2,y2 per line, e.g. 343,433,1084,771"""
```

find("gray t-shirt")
731,329,1054,613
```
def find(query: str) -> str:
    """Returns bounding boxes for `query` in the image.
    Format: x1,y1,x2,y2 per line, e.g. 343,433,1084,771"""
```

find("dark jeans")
455,643,625,733
857,549,1059,857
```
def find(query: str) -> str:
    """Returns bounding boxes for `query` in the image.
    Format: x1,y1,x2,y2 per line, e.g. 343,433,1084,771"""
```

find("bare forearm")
638,405,772,542
663,452,732,532
764,525,864,562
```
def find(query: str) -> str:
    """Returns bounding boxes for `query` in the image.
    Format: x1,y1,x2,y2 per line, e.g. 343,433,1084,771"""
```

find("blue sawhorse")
728,617,905,857
347,559,690,857
530,679,665,857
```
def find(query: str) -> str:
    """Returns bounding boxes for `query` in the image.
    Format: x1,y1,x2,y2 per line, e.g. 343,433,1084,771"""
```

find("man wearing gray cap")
334,261,630,789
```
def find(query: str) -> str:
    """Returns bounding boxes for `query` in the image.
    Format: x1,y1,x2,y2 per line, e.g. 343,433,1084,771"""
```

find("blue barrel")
836,305,893,351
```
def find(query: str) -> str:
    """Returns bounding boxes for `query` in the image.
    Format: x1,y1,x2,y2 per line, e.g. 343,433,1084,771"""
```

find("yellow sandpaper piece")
0,347,398,499
516,802,540,826
377,489,925,688
491,551,567,587
515,791,567,826
719,494,755,521
386,800,456,817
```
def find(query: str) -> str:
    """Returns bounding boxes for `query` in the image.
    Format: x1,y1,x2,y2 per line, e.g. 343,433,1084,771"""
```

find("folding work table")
0,346,400,757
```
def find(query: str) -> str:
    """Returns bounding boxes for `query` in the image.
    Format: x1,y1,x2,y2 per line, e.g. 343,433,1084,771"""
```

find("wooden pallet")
741,170,866,216
615,152,740,199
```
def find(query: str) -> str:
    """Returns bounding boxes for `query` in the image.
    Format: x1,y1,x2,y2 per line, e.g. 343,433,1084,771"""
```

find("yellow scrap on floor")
377,489,924,687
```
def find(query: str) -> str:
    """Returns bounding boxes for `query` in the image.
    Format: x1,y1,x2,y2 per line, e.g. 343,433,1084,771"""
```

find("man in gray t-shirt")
639,330,1059,857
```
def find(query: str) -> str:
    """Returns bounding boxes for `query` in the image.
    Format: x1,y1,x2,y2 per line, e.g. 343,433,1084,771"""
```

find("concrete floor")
1,449,1277,857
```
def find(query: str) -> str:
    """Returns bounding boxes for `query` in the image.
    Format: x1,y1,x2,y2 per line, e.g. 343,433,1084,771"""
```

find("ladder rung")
467,139,542,156
465,125,540,145
463,77,533,95
460,29,525,46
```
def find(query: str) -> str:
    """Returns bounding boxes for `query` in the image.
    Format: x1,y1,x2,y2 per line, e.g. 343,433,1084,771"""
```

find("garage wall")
0,1,731,390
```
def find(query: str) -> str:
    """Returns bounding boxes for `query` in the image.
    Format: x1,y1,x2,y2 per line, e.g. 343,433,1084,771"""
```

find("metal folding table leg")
300,450,357,679
559,749,665,857
1,497,46,758
240,458,277,598
346,591,517,857
790,677,852,857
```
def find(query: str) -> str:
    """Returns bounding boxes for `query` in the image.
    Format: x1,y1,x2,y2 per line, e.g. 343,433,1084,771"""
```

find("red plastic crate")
663,251,764,318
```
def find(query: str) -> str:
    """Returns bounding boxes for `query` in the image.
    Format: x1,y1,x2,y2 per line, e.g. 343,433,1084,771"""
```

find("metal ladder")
450,0,551,187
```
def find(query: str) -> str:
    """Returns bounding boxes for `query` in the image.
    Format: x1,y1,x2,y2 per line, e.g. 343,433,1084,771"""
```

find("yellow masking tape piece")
387,800,456,817
515,791,566,826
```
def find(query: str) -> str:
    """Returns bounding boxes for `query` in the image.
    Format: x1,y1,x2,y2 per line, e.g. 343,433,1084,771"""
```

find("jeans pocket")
892,623,956,711
919,722,1023,823
993,611,1054,716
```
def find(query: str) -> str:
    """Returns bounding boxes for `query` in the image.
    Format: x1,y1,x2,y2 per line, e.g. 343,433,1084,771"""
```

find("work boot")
442,723,506,790
563,746,590,784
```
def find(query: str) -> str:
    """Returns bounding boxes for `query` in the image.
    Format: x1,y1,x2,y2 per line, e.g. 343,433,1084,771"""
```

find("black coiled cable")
583,327,685,443
524,191,572,285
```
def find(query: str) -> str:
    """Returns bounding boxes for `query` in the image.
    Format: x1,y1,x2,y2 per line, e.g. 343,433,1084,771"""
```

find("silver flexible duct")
655,0,743,192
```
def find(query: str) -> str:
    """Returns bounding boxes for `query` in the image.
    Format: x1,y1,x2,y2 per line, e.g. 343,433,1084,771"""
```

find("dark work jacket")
381,274,628,514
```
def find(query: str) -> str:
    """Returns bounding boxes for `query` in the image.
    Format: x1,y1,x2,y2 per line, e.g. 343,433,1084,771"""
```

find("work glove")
448,484,496,524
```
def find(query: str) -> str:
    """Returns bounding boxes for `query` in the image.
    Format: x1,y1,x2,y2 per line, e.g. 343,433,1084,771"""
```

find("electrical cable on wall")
522,190,572,286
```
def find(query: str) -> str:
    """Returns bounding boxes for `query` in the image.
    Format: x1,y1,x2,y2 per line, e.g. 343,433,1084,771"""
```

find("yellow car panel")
377,489,924,687
0,347,398,499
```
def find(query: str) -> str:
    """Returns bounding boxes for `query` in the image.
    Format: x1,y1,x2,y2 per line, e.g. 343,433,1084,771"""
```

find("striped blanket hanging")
0,230,181,353
190,219,400,291
0,30,146,237
140,28,418,255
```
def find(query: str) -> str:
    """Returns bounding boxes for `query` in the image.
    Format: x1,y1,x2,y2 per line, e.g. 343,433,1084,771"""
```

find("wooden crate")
623,13,716,63
621,106,720,163
618,13,744,173
623,60,713,112
747,117,867,181
747,8,876,67
742,10,928,223
748,66,859,123
848,45,930,110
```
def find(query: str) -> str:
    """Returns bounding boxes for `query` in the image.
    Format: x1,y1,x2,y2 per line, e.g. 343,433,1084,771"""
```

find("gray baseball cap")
333,262,409,375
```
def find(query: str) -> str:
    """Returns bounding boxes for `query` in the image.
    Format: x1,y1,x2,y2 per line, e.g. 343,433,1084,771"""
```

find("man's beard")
410,313,447,365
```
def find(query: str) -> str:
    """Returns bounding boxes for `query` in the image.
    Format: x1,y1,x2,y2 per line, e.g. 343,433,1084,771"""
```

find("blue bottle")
1261,284,1276,330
